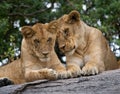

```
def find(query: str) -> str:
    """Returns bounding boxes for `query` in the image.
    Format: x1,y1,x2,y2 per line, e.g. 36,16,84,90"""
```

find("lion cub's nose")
42,52,49,56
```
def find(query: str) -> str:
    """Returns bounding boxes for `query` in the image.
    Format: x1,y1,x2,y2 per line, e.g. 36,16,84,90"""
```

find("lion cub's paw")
67,65,82,78
67,69,81,78
57,71,68,79
43,68,57,80
82,63,99,76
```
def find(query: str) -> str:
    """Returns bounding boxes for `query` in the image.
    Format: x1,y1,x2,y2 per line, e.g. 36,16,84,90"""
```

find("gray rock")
0,69,120,94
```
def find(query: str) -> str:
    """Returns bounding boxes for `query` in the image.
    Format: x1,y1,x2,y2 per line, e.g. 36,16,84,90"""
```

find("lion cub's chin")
39,57,50,62
65,49,75,56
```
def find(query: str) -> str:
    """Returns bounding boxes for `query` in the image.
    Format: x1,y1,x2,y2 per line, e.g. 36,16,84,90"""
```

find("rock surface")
0,69,120,94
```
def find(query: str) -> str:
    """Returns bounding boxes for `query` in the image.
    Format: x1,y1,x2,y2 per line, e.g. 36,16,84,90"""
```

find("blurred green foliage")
0,0,120,63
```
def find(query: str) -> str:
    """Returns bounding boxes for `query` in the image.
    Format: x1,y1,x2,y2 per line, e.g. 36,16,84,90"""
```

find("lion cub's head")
56,10,81,55
21,21,58,62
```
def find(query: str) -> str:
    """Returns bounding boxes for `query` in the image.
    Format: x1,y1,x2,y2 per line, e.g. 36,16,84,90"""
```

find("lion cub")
0,21,67,86
56,10,118,77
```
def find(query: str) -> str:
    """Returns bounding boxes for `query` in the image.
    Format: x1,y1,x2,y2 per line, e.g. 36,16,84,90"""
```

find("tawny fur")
0,21,67,84
118,60,120,68
56,10,118,77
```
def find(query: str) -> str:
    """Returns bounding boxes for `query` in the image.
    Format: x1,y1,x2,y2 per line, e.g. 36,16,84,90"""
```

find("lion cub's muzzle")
40,51,50,62
60,44,75,54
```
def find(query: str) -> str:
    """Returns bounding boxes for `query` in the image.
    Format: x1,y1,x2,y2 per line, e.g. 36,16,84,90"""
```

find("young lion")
56,10,118,77
0,21,67,86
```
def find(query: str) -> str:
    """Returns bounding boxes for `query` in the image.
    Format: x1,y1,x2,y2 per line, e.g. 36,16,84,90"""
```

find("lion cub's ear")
67,10,80,24
48,20,58,34
21,26,35,38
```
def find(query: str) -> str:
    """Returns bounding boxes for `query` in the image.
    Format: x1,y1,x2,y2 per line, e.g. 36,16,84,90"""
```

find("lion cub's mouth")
65,48,75,56
60,45,76,55
63,45,76,55
39,57,50,62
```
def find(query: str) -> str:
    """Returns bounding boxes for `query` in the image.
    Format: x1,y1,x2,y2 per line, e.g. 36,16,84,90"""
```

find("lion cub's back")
0,59,25,84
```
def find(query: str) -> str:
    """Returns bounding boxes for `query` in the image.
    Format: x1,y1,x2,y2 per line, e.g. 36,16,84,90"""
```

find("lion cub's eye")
64,28,69,36
34,39,40,45
47,37,52,43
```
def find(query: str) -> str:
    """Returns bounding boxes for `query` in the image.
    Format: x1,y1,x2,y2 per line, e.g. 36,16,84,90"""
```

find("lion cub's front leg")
25,68,57,82
65,57,83,78
82,61,105,75
53,63,68,79
67,64,82,78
